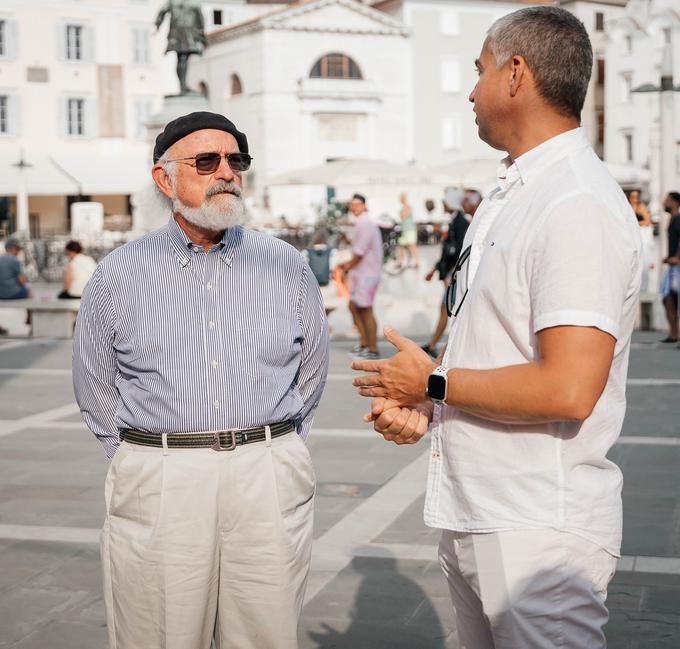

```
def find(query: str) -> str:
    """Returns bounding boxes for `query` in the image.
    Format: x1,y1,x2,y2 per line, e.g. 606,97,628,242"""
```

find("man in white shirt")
352,6,641,649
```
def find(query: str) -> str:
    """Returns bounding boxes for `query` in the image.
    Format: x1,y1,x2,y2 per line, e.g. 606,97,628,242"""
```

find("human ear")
152,165,174,199
508,55,526,97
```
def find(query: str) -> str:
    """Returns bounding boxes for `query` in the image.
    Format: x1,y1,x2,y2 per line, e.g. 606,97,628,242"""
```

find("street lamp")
10,150,32,236
632,40,680,334
632,41,680,208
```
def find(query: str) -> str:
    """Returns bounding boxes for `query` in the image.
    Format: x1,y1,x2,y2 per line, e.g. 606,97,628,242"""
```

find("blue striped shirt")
72,218,329,458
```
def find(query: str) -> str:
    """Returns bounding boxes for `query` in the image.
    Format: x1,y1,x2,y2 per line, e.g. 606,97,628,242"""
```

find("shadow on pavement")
307,555,447,649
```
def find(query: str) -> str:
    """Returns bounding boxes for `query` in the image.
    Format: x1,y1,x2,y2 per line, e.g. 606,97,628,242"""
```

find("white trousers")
100,431,315,649
438,529,617,649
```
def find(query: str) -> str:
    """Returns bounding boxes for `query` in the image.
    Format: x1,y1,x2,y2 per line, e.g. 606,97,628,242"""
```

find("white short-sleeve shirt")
68,253,97,297
425,128,642,556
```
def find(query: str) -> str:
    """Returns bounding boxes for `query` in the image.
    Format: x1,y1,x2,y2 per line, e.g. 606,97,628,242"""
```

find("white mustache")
205,181,242,199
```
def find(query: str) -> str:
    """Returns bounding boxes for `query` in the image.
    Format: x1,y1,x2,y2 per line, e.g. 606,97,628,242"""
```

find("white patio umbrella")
267,158,442,186
602,162,651,187
428,157,500,192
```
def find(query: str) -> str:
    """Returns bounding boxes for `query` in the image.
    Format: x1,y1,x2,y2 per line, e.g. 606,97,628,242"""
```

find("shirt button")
207,282,213,290
211,360,218,369
213,399,219,409
209,320,215,329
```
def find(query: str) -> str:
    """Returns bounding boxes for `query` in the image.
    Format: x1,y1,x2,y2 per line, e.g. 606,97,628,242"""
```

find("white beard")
172,191,250,231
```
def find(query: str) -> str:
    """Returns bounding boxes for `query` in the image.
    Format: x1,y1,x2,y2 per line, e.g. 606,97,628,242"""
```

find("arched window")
310,53,362,80
231,73,243,96
198,81,209,99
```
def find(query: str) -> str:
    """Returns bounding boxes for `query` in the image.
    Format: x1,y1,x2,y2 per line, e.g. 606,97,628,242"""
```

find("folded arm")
72,266,121,458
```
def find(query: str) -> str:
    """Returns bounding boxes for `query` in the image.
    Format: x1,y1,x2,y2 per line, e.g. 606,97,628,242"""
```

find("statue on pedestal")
155,0,207,96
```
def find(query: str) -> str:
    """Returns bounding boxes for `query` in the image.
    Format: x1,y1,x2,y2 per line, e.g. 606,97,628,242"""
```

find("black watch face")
427,374,447,401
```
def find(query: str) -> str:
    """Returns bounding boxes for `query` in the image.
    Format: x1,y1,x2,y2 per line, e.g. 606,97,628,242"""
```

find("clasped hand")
351,326,436,445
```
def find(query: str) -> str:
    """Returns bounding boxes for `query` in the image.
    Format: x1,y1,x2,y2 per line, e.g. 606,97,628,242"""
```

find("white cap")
443,187,464,211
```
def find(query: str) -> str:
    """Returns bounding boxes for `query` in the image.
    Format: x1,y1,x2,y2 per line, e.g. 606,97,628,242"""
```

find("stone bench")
0,299,80,338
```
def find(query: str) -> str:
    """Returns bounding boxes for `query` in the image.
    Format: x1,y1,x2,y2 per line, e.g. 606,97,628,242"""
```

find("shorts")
398,229,417,247
0,285,29,300
661,266,679,298
350,275,380,308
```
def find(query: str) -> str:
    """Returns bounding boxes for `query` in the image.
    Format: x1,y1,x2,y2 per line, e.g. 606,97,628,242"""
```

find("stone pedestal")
132,94,210,232
145,93,210,144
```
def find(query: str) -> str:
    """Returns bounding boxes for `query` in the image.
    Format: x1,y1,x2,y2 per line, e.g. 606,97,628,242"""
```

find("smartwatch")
427,365,449,404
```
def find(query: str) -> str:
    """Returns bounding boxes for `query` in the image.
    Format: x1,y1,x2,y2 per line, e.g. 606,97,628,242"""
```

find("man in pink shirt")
339,194,383,359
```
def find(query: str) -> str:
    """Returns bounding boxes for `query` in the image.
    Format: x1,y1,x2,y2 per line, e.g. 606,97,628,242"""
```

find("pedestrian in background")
0,238,31,300
353,7,642,648
396,192,419,269
628,189,652,227
73,111,329,649
421,188,470,359
462,188,482,219
339,194,383,359
57,240,96,299
660,191,680,343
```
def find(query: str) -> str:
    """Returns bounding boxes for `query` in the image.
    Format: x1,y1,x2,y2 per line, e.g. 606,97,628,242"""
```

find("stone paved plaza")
0,312,679,647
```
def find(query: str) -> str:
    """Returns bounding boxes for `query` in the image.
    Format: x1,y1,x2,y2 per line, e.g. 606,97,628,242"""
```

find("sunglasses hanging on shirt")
445,245,472,318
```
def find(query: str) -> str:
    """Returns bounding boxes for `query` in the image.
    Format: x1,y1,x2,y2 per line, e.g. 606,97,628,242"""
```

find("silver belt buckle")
212,430,237,451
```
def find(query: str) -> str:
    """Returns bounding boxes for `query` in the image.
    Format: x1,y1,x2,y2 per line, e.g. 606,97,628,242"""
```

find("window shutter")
58,97,67,136
83,25,94,62
85,97,97,137
6,20,19,60
56,24,66,61
8,95,20,135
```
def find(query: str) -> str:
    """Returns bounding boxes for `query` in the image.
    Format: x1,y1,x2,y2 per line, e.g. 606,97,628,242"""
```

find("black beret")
153,111,248,163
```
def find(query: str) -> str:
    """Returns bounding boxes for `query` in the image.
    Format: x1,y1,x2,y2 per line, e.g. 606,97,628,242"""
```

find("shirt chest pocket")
473,234,532,324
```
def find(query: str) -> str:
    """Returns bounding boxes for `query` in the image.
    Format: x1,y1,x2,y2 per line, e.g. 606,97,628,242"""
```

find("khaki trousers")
439,529,617,649
100,431,315,649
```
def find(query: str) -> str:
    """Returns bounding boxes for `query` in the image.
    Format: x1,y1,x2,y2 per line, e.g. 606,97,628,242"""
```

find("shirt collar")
505,127,589,187
165,216,242,267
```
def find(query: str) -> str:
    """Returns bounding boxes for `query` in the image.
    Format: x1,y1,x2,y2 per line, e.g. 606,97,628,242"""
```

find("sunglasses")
166,152,253,174
445,245,472,318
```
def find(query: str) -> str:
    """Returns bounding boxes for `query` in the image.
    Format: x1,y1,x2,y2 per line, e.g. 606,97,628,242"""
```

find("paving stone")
607,583,644,612
612,570,680,588
0,374,75,420
0,585,91,645
373,494,440,546
0,540,83,594
621,387,680,438
9,620,108,649
0,496,104,528
641,585,680,614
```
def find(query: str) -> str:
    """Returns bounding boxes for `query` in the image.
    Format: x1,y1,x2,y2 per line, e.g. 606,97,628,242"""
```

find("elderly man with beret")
73,111,329,649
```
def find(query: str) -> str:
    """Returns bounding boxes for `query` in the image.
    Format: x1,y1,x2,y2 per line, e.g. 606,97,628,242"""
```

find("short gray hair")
487,6,592,119
157,149,177,184
153,150,176,210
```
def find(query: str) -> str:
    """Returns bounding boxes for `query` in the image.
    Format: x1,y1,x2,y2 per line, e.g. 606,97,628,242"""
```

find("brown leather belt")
120,420,295,451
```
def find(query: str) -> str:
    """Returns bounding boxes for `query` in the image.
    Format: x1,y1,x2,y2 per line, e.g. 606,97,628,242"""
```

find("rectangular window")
620,73,632,103
132,28,150,64
441,58,460,93
595,12,604,32
0,95,8,134
213,9,223,26
134,99,152,138
441,11,459,36
0,21,5,57
67,98,85,135
597,58,605,86
442,115,461,150
623,34,632,54
66,24,83,60
623,132,633,162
